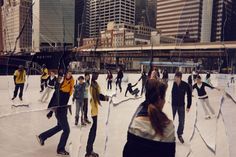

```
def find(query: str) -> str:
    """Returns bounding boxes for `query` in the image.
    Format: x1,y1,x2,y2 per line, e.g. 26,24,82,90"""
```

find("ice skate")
85,152,99,157
205,115,211,119
36,135,44,146
57,150,70,156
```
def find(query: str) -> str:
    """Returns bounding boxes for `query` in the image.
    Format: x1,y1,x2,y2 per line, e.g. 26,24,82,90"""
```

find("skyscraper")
75,0,89,47
211,0,236,41
156,0,202,42
88,0,135,37
1,0,32,53
32,0,75,52
135,0,157,28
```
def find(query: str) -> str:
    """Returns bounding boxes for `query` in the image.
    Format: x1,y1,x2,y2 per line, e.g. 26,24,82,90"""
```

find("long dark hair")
145,79,170,136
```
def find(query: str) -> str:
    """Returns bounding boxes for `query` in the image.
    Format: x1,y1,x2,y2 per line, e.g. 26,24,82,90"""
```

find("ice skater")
205,72,213,86
85,72,109,157
40,71,57,103
230,73,235,84
123,79,175,157
125,82,140,97
83,72,91,124
172,72,192,144
162,68,169,83
116,67,123,92
37,71,74,156
138,70,147,96
73,76,86,126
192,75,220,119
106,70,113,90
12,65,26,101
40,64,49,92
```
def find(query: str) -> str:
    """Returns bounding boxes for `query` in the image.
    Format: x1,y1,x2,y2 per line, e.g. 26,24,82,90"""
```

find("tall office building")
156,0,202,42
32,0,75,52
75,0,89,47
0,6,3,53
135,0,157,28
211,0,236,41
88,0,135,37
1,0,32,53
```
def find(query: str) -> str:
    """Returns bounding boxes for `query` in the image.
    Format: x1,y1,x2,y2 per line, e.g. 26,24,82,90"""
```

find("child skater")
193,75,220,119
73,76,86,126
106,70,113,90
83,72,91,124
85,72,109,157
125,82,140,97
40,71,57,103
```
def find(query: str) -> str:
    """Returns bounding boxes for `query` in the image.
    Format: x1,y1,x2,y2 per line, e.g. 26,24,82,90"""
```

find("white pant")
199,98,215,116
41,87,54,102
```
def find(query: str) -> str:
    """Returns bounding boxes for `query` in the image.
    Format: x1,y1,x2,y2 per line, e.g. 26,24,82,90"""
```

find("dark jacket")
172,81,192,108
123,132,175,157
192,82,214,98
117,70,124,80
47,76,57,88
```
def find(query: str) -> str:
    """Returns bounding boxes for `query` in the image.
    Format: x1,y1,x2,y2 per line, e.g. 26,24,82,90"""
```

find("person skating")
73,76,86,126
123,79,175,157
40,71,57,103
106,70,113,90
230,73,235,84
205,72,213,86
83,72,91,124
46,73,63,119
37,71,74,156
138,70,147,96
171,72,192,144
162,69,169,83
192,75,220,119
40,64,49,92
12,65,26,101
85,72,109,157
125,82,140,97
116,68,123,92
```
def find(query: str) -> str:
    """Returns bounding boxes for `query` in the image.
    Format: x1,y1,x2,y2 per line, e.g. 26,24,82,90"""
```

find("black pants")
83,98,89,120
116,79,122,92
140,83,146,96
86,116,97,154
172,105,185,136
40,91,70,152
41,79,48,91
39,113,70,152
132,88,140,96
13,83,24,98
107,80,112,90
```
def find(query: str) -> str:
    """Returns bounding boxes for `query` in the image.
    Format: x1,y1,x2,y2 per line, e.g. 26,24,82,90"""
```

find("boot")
81,117,86,126
75,117,79,125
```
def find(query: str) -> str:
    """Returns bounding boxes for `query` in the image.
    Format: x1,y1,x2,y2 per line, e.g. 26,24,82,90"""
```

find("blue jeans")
172,105,185,136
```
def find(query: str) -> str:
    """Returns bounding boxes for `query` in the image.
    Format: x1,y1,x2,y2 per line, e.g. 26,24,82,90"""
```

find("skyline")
0,0,236,54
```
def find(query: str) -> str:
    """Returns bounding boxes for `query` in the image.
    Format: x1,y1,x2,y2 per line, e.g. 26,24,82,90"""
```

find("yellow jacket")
14,70,26,84
41,68,49,79
90,82,101,117
60,77,74,95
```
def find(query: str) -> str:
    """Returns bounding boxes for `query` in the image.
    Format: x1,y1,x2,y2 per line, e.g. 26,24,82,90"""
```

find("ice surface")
0,74,235,157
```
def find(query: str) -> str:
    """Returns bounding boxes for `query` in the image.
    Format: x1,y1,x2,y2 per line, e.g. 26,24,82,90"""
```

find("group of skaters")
11,64,229,157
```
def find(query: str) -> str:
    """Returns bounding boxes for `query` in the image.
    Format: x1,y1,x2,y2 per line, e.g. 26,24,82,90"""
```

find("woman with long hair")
123,79,175,157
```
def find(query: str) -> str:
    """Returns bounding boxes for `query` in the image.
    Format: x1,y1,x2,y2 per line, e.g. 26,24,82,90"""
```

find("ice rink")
0,73,236,157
